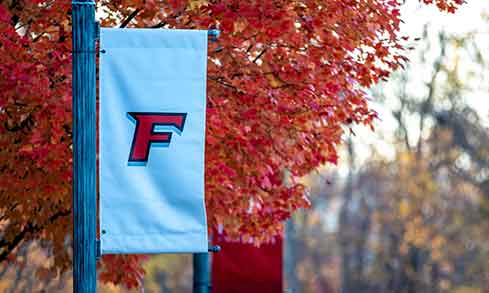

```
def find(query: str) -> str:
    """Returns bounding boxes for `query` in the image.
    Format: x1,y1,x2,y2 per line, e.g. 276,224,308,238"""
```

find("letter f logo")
128,112,187,163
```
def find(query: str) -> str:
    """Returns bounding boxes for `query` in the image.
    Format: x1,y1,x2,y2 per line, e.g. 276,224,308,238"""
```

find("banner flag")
99,28,208,254
212,234,283,293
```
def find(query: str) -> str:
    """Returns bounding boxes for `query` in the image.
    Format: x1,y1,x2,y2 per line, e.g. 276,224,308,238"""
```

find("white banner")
99,28,208,254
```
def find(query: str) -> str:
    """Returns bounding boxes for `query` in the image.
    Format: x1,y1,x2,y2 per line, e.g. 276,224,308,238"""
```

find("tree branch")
0,209,71,263
119,8,142,28
150,21,167,28
0,203,19,223
252,48,267,64
208,76,241,93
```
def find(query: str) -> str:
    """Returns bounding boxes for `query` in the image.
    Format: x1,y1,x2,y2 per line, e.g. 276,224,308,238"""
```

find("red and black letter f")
128,112,187,163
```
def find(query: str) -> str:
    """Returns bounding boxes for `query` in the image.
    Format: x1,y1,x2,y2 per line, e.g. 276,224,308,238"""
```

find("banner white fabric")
99,28,208,254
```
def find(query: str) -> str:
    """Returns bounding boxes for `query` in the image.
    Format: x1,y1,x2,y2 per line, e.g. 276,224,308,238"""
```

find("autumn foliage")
0,0,463,288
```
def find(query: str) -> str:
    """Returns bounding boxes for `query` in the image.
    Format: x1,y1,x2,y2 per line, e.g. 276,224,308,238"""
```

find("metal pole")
193,253,209,293
72,1,97,292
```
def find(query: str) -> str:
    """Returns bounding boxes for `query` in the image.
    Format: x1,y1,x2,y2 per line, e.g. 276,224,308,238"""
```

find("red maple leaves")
0,0,464,288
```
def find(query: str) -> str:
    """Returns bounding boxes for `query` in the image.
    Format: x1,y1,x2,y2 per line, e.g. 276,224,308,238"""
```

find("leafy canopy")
0,0,463,288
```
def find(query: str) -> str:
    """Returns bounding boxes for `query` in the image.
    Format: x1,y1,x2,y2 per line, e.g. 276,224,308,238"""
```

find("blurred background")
284,2,489,292
0,1,488,292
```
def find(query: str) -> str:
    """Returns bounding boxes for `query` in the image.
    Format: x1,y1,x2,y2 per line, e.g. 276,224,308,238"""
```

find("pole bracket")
208,30,220,42
208,245,221,253
94,21,100,40
95,239,101,261
72,1,95,5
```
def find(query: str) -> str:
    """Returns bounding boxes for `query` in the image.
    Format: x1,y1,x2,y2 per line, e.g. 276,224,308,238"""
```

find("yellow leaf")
399,199,410,218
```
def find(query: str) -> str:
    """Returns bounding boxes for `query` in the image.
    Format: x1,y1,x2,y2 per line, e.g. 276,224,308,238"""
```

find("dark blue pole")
193,252,209,293
72,1,97,292
192,31,221,293
194,246,220,293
